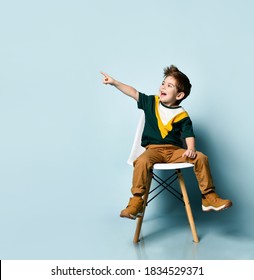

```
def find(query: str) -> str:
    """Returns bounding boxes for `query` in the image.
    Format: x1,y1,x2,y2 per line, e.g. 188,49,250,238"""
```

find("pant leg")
167,146,215,195
131,145,165,196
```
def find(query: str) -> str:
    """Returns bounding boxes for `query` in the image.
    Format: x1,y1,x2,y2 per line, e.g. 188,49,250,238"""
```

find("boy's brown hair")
164,65,192,104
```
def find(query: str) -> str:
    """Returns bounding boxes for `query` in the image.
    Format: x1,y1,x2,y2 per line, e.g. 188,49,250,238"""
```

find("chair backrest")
127,112,146,165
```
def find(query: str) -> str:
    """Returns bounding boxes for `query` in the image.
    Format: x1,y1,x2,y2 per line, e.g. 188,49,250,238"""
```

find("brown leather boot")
202,192,232,212
120,196,144,219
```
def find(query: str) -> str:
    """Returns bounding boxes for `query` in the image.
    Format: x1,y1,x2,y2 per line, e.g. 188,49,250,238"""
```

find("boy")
101,65,232,220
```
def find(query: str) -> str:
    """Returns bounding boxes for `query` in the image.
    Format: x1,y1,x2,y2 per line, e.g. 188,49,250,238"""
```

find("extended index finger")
100,71,108,78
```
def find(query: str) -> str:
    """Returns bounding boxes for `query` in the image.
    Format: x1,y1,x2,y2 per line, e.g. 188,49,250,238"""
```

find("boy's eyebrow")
162,80,177,87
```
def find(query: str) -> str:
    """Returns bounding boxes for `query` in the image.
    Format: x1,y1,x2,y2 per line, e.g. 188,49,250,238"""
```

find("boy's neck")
160,101,180,108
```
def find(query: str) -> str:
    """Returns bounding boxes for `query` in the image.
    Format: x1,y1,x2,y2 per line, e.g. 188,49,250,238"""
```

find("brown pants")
131,144,215,196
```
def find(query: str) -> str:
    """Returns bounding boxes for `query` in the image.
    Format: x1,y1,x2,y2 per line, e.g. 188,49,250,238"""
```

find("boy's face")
159,76,185,106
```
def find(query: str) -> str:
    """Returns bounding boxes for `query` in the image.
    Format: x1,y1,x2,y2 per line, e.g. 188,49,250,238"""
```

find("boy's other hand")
182,149,196,159
100,72,115,85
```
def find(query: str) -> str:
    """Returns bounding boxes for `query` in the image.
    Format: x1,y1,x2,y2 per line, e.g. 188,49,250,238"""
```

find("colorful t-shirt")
137,92,195,148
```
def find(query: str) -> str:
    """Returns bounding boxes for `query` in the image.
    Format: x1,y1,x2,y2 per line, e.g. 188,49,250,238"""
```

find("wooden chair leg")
133,211,145,243
176,170,199,243
133,176,152,243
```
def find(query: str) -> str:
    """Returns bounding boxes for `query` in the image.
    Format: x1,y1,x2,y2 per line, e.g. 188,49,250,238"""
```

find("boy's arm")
182,137,197,159
101,72,139,101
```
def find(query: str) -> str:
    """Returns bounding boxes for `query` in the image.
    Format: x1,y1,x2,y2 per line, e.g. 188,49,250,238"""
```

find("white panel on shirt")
159,103,185,125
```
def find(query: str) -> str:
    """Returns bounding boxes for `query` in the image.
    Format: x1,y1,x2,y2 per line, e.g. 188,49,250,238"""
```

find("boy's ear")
176,92,185,101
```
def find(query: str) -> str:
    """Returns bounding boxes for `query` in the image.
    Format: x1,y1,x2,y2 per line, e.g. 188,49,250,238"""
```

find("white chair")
127,112,199,243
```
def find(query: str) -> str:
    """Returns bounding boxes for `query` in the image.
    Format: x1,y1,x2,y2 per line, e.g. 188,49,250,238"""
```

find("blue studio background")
1,0,254,259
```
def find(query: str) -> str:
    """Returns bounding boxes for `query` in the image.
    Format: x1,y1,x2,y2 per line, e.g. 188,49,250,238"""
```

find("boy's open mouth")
161,92,167,96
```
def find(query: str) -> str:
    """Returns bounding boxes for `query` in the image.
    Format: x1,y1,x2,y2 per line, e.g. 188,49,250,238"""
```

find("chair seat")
153,162,194,170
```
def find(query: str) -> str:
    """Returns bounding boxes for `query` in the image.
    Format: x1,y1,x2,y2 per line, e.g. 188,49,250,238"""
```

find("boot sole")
202,201,232,212
120,212,143,220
